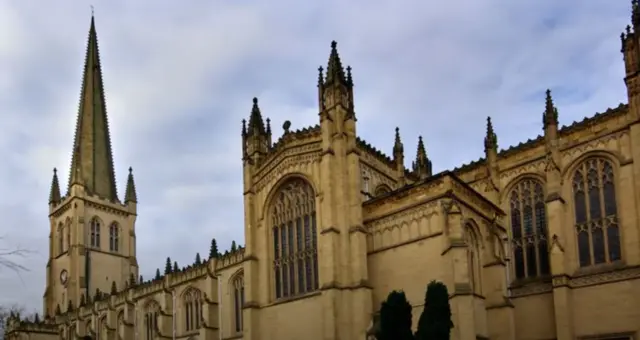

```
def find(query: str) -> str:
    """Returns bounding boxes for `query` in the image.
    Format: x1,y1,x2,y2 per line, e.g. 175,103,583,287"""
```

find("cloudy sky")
0,0,630,313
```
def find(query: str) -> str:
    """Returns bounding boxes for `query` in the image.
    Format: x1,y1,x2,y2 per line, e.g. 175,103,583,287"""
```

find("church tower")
43,15,138,317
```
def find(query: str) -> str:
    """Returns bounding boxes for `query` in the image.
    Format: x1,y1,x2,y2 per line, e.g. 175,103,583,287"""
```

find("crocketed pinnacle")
247,97,266,136
124,167,137,204
543,89,559,128
67,15,118,201
484,116,498,152
393,127,403,154
49,168,61,204
413,136,432,179
324,41,347,85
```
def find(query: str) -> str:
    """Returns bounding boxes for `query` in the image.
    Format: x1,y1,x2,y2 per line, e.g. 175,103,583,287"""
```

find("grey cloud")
0,0,630,310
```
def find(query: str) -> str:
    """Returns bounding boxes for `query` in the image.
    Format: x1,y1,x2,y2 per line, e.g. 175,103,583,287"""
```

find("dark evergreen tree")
231,240,237,252
155,268,161,280
209,238,219,259
377,290,413,340
111,281,117,294
140,275,144,283
195,253,202,265
415,280,453,340
34,313,40,323
165,257,172,275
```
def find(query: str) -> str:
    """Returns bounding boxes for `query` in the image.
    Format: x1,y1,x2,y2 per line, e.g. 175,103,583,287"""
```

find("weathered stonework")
8,6,640,340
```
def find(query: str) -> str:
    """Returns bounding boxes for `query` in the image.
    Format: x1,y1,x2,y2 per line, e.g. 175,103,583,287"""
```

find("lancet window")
109,223,119,252
233,274,245,333
144,301,160,340
90,218,101,248
58,223,64,255
572,158,621,267
509,178,550,280
183,288,203,332
271,178,319,299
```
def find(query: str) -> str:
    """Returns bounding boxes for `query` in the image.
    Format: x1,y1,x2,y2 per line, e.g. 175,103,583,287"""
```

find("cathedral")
5,3,640,339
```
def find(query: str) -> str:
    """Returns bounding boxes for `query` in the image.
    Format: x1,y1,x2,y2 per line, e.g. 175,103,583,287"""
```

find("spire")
49,168,61,204
393,127,403,154
543,89,559,128
67,15,118,201
247,97,266,136
124,167,137,204
324,41,347,85
484,117,498,152
413,136,432,180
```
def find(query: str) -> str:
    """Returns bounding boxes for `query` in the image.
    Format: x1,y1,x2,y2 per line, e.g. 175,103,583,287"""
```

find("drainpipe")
216,274,223,340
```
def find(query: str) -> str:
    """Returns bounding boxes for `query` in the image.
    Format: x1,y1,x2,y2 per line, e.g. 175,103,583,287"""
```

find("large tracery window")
572,158,621,267
272,178,319,299
90,218,101,248
510,178,550,280
232,274,245,334
183,288,202,332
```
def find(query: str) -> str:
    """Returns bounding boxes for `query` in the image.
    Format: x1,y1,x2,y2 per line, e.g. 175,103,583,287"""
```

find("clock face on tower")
60,269,68,285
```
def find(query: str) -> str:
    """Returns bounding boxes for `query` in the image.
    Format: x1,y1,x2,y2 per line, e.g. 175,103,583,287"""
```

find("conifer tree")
140,275,144,283
173,261,179,272
34,313,40,323
209,238,219,259
377,290,413,340
195,253,202,265
155,268,161,280
415,280,453,340
231,240,237,252
165,257,172,275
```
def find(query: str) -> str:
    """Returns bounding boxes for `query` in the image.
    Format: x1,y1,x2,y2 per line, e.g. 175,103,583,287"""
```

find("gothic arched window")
271,178,319,299
232,274,245,334
144,301,160,340
109,223,119,252
572,158,620,267
509,178,550,280
183,288,202,332
58,223,64,255
465,224,482,294
90,218,101,248
66,219,71,252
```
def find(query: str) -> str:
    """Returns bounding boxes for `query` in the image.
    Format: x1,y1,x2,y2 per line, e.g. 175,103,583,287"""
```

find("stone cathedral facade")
6,3,640,339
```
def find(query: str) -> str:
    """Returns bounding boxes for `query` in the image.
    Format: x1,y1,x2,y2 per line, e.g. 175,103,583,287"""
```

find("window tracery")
109,223,119,252
271,178,319,299
144,301,160,340
572,158,621,267
90,218,101,248
509,179,550,280
232,274,245,333
183,288,202,332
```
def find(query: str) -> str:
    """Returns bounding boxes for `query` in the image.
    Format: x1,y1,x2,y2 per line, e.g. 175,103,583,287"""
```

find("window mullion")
598,161,611,263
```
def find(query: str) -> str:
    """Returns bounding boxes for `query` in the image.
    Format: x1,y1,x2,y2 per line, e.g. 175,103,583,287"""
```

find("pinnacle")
124,166,137,204
49,168,61,204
